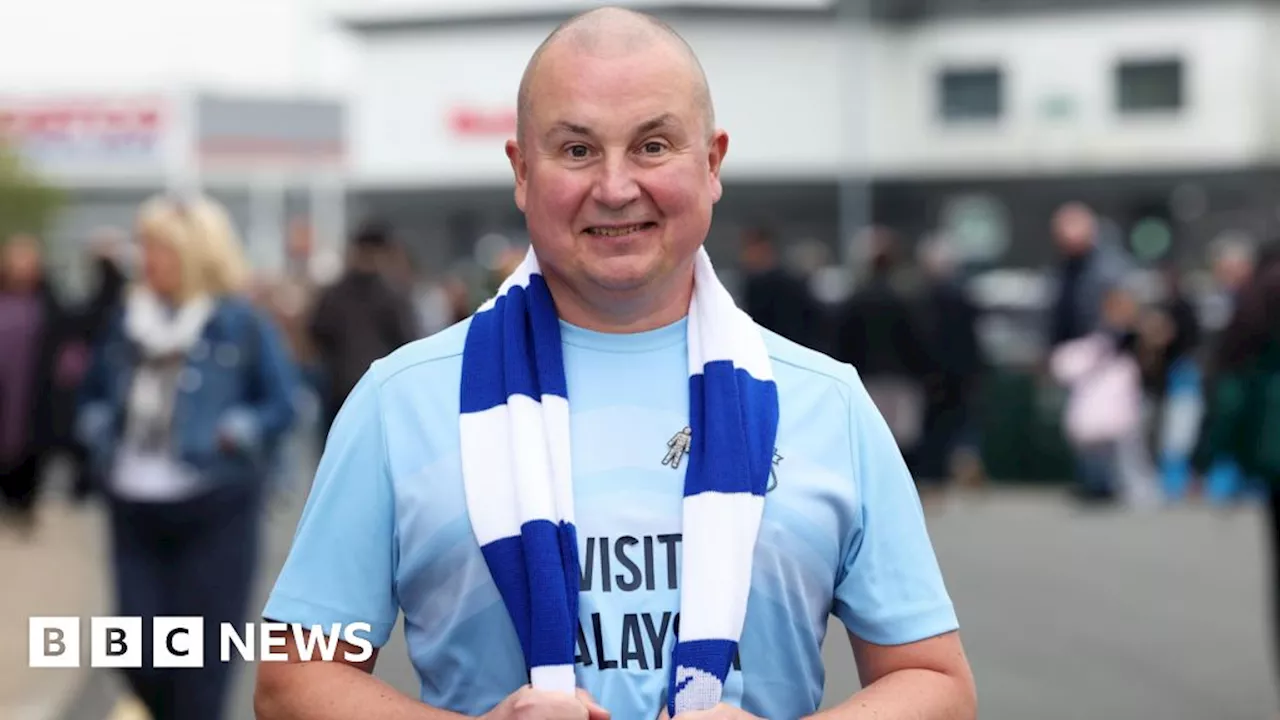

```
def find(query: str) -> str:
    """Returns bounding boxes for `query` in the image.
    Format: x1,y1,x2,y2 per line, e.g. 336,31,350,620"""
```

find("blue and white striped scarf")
460,245,779,716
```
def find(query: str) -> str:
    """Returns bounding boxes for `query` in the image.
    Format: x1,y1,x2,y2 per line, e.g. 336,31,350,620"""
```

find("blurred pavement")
0,479,108,720
41,484,1280,720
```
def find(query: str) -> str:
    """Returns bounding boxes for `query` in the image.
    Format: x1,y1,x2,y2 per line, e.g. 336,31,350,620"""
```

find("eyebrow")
544,114,682,140
548,121,592,138
635,113,679,135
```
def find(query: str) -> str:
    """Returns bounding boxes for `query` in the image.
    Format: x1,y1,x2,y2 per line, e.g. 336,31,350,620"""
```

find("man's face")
1214,254,1252,291
507,41,727,301
1053,206,1095,257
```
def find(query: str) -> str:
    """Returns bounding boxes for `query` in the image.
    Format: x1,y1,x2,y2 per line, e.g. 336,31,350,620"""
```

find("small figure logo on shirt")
663,427,693,469
767,449,783,493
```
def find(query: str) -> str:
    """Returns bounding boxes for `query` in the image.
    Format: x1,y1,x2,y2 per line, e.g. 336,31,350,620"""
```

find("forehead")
527,41,700,135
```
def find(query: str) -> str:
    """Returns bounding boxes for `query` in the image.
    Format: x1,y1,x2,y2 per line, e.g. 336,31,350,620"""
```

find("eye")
640,140,668,155
565,144,590,159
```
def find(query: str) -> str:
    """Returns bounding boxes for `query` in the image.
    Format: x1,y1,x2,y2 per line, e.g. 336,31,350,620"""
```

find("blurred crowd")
740,201,1279,515
0,190,1276,716
2,195,1279,526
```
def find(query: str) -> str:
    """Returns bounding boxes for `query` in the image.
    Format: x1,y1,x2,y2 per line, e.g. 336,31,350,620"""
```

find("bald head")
516,7,715,144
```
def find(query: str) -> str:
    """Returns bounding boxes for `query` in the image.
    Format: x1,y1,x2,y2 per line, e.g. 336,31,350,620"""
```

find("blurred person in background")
913,234,986,500
1138,262,1202,410
1135,262,1202,484
385,242,455,338
1191,244,1280,704
76,194,298,720
738,225,822,349
56,227,130,502
1210,236,1256,310
413,272,473,337
1050,281,1146,505
1188,237,1263,502
1047,202,1133,349
0,233,67,535
252,218,324,501
832,226,932,455
309,219,420,436
268,218,321,376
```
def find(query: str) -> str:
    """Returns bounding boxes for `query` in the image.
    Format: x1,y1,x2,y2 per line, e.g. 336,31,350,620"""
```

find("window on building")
938,67,1003,122
1116,58,1184,113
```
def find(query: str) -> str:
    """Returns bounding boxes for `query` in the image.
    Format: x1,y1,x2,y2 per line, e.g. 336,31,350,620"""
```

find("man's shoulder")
369,316,473,388
759,325,866,404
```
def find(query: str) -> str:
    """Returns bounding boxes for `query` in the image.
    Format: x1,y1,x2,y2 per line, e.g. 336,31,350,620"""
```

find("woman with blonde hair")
180,194,252,297
77,193,297,720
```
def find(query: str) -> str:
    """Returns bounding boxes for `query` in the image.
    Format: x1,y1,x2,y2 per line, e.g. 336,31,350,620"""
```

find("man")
912,235,985,496
832,228,932,453
1046,202,1132,349
308,220,422,436
256,8,975,720
738,226,822,350
58,227,129,502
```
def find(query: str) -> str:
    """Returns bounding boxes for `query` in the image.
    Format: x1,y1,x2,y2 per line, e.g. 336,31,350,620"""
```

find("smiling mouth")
584,222,658,238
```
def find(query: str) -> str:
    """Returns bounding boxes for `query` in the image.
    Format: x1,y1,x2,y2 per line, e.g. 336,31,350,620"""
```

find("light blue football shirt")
263,316,959,720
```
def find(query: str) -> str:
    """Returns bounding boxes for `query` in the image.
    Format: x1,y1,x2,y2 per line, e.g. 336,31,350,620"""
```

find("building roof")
335,0,1256,31
335,0,836,31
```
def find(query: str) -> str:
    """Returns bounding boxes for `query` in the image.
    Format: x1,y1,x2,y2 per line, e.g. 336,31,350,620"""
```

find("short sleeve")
832,373,959,646
262,367,400,647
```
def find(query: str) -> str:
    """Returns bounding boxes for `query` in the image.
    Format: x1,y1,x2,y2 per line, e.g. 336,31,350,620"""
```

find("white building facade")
335,0,1280,273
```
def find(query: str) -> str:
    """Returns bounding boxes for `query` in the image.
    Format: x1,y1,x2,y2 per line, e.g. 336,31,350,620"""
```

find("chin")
581,255,664,293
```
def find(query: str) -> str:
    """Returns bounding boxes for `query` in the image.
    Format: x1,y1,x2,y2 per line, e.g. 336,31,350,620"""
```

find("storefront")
0,91,349,298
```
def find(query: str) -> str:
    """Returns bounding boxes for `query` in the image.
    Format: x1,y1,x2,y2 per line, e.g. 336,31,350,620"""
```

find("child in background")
1052,283,1155,506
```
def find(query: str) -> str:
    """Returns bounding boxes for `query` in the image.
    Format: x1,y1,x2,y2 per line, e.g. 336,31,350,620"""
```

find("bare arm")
804,631,976,720
255,628,611,720
254,630,469,720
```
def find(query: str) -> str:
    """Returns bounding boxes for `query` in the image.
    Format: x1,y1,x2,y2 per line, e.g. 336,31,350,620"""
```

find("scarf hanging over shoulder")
460,246,779,716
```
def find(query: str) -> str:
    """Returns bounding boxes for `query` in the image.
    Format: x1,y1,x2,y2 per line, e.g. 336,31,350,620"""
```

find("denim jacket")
76,295,299,491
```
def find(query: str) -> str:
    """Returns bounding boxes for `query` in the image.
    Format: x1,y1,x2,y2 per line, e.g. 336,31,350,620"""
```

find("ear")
506,139,528,212
707,129,729,204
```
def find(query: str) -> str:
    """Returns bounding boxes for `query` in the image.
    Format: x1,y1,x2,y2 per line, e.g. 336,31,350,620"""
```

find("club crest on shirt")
663,427,782,492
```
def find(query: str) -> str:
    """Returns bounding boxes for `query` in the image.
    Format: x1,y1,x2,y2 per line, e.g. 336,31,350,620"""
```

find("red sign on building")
448,107,516,137
0,96,167,166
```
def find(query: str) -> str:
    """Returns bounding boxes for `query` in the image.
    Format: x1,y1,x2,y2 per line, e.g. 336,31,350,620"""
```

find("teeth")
589,224,647,237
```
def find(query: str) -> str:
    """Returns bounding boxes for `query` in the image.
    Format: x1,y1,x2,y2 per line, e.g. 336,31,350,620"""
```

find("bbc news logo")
29,617,374,668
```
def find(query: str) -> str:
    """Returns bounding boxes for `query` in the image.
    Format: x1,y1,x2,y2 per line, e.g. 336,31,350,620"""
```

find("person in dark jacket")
912,236,986,489
832,228,933,454
55,230,130,502
1047,202,1133,348
309,221,422,435
0,233,67,535
738,226,822,350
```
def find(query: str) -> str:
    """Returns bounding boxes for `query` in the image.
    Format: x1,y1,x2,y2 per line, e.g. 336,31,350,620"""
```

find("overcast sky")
0,0,835,97
0,0,358,96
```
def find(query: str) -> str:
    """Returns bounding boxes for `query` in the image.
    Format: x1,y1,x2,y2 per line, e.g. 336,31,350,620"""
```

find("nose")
591,154,641,210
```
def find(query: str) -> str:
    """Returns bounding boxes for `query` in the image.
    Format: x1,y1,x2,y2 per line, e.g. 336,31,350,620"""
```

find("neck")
543,263,694,333
150,287,183,306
